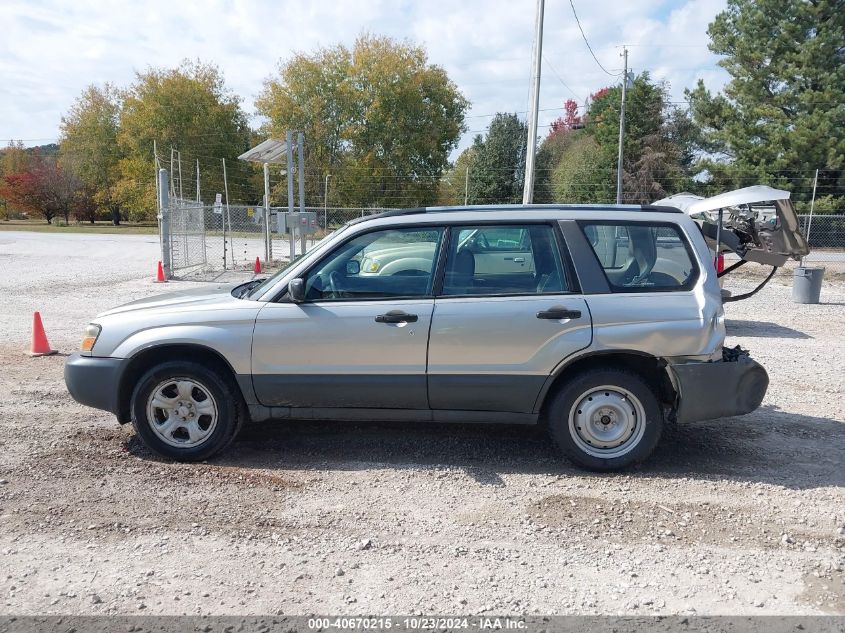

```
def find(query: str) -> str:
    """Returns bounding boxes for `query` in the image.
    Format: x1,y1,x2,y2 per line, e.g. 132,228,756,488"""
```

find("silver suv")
64,202,807,470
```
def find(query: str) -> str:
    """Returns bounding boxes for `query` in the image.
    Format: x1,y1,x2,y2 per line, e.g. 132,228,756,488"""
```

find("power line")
543,57,583,103
569,0,616,77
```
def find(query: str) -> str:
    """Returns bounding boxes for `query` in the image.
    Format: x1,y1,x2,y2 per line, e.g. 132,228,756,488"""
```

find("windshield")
244,225,350,299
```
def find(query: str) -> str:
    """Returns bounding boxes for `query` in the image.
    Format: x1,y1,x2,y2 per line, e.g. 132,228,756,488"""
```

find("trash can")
792,266,824,304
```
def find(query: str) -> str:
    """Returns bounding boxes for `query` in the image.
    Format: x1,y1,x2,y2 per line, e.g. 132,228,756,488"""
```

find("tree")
548,99,582,139
550,135,605,203
0,141,30,175
437,145,478,205
687,0,845,201
72,184,99,224
562,75,696,203
117,60,252,220
257,34,469,208
464,113,527,204
535,100,584,203
59,84,122,223
0,154,78,224
0,141,31,220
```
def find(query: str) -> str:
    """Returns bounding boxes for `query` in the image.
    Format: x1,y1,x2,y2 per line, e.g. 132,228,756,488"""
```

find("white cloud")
0,0,730,152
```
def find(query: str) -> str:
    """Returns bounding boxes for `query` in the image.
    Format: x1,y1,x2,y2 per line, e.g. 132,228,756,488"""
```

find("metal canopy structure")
237,138,289,164
238,138,289,262
238,134,307,262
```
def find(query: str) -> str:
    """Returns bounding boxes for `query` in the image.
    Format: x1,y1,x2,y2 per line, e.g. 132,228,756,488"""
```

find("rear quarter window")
579,221,698,292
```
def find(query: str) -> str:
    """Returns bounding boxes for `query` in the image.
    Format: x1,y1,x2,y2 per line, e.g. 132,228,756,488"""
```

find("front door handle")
375,310,418,324
537,306,582,320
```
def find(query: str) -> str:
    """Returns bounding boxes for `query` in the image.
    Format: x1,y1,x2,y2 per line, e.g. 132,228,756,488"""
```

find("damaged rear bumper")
668,348,769,423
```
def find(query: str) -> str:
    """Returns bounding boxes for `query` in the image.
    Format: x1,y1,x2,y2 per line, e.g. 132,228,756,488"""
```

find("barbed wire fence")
153,144,845,281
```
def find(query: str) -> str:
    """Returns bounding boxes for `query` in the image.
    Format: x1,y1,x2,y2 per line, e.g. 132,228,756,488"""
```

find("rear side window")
442,224,569,296
580,222,698,292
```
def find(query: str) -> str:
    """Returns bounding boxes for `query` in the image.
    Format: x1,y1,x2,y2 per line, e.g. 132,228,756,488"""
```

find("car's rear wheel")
547,368,662,471
130,361,241,461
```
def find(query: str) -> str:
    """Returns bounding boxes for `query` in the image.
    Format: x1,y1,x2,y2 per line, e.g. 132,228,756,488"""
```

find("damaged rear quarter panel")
586,284,725,359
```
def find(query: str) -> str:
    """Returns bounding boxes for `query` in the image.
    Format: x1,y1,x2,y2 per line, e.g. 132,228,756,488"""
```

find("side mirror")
346,260,361,275
288,278,305,303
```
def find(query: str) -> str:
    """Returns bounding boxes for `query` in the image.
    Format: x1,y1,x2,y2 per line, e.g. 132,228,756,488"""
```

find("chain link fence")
799,214,845,251
163,195,845,281
166,200,393,280
168,197,207,272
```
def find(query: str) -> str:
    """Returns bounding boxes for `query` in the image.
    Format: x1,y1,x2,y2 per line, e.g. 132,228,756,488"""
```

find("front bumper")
64,353,126,417
668,353,769,423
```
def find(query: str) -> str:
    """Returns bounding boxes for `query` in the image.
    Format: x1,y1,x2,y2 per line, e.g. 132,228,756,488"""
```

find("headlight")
81,323,101,352
365,260,381,273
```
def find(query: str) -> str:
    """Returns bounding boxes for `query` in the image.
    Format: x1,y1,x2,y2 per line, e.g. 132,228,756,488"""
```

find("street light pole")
616,46,629,205
522,0,545,205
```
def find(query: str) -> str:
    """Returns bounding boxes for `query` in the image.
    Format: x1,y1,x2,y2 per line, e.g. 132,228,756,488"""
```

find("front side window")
442,224,568,296
303,227,443,301
580,222,697,291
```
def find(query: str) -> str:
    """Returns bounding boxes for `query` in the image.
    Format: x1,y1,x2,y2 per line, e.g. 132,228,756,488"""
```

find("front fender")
109,322,255,375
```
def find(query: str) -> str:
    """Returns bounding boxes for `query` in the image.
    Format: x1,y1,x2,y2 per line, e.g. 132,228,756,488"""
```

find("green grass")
0,220,159,235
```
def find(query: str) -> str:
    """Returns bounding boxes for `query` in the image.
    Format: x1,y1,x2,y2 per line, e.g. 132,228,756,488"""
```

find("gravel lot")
0,230,843,616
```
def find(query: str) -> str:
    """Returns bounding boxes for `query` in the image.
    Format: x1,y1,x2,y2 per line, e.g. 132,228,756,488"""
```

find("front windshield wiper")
236,278,266,299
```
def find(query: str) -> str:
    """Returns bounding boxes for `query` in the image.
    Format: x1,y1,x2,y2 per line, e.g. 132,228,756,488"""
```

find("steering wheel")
328,270,341,297
327,270,353,298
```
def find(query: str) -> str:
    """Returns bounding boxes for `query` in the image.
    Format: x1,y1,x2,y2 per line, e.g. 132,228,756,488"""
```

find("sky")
0,0,731,155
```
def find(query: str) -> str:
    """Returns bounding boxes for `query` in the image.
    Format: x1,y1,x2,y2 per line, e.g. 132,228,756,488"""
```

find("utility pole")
616,46,629,205
196,159,200,203
522,0,545,205
464,167,470,205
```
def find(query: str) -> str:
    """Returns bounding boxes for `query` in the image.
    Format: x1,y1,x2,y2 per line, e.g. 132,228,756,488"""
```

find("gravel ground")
0,230,843,616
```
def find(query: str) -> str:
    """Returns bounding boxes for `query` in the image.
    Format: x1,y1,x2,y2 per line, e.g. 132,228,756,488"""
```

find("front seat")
445,247,475,294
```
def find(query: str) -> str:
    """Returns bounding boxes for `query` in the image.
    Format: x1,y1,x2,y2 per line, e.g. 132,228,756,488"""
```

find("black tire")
130,360,243,461
546,368,663,471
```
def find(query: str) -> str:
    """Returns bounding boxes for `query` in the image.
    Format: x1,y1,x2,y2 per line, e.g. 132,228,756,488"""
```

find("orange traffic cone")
254,257,262,274
154,260,167,283
30,311,56,357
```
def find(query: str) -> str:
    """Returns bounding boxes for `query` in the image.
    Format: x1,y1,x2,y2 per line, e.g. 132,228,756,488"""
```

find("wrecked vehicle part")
653,185,810,268
667,347,769,424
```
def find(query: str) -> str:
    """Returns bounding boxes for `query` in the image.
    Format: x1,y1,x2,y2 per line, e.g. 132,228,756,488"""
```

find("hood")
654,185,810,266
97,283,243,317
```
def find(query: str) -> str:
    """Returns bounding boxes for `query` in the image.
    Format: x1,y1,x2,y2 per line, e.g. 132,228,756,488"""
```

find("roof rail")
349,203,682,224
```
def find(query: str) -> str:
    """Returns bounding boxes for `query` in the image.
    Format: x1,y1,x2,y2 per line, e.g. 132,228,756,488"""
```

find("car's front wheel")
130,361,242,461
547,368,663,471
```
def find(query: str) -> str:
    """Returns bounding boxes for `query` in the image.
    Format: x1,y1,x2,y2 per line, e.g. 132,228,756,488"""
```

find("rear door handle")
375,310,418,324
537,306,582,320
